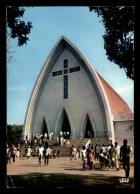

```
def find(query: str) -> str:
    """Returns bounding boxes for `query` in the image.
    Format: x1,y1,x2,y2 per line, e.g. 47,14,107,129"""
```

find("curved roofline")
23,36,115,142
96,71,132,115
23,36,65,137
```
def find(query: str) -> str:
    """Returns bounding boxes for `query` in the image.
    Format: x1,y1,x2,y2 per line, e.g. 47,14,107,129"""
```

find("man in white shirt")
114,142,120,170
82,146,87,168
45,147,51,166
38,145,44,167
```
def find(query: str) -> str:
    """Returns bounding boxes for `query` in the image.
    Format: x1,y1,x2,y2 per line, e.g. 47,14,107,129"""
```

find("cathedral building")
23,36,133,145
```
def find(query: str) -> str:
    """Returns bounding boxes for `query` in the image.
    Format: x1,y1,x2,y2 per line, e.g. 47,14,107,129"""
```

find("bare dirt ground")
7,156,134,188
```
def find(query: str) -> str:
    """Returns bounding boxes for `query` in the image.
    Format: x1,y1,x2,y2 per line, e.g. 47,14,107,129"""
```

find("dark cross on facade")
52,59,80,99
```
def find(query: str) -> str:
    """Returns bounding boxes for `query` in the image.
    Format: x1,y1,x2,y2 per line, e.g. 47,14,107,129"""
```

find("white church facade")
23,36,133,145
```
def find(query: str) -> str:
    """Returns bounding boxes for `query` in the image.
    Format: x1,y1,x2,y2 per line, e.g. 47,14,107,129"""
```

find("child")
20,148,23,159
53,150,56,158
57,149,60,158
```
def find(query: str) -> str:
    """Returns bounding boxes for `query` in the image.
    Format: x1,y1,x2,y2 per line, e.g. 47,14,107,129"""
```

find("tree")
6,124,21,147
6,6,33,46
89,6,134,80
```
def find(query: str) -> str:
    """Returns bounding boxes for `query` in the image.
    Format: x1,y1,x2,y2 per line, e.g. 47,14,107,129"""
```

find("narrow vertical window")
64,59,68,68
64,75,68,99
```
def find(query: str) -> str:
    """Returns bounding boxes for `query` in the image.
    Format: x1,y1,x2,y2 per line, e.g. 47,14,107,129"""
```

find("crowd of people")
37,143,61,167
70,139,132,178
6,140,61,167
6,146,23,163
7,137,132,178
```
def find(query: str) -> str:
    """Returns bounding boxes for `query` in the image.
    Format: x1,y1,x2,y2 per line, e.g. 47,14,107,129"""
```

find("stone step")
20,138,96,157
47,138,91,157
46,138,90,147
90,138,109,146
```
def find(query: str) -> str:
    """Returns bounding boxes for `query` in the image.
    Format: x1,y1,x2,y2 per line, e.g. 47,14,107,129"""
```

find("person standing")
13,148,16,162
20,148,23,159
109,144,115,169
42,137,45,146
60,137,63,146
104,152,109,169
38,145,44,167
89,147,94,170
44,133,47,140
60,131,62,138
74,146,77,160
67,139,70,147
120,139,131,178
114,142,120,170
25,139,28,148
66,131,69,139
95,144,99,161
57,137,59,145
86,144,91,165
81,146,87,168
26,146,32,159
99,149,105,170
130,145,133,157
43,145,46,158
45,146,51,165
16,147,20,160
51,131,54,140
49,133,52,140
70,145,74,160
78,146,81,158
7,147,11,164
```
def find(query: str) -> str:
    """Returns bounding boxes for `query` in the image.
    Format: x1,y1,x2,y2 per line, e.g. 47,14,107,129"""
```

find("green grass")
7,173,134,188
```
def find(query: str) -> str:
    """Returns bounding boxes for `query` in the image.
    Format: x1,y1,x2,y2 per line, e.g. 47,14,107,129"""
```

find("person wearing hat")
120,139,131,178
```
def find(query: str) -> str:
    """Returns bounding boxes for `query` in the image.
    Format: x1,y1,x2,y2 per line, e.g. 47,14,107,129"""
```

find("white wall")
31,48,107,138
114,120,134,139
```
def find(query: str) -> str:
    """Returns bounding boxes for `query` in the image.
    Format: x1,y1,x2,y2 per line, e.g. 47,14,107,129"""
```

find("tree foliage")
6,6,33,46
6,124,21,147
90,6,134,80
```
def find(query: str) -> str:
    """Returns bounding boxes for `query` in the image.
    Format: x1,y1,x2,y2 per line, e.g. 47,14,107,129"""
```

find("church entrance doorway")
61,111,71,139
85,115,94,138
41,118,49,138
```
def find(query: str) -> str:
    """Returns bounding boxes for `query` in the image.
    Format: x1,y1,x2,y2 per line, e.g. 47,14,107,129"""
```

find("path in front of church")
7,156,134,188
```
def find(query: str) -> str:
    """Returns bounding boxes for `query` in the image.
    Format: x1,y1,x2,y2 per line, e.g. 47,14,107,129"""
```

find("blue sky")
7,6,134,125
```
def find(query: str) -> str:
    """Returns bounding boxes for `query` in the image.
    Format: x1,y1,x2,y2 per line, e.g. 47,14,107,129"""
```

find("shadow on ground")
7,172,134,189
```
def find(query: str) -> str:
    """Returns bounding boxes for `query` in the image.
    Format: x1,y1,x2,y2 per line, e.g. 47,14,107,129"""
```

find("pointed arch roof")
23,36,132,140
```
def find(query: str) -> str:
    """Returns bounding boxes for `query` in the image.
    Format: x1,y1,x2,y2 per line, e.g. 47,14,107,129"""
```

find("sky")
7,6,134,125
